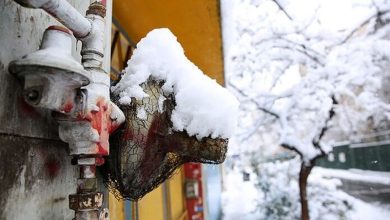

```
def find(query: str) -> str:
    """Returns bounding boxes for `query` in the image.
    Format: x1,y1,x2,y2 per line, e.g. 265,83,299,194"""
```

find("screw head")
24,88,41,104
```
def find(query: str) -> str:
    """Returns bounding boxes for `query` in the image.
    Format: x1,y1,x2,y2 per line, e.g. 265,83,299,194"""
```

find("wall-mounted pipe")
10,1,123,219
14,0,91,38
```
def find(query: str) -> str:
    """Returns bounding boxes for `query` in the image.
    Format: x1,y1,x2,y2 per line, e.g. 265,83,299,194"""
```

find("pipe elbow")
13,0,92,39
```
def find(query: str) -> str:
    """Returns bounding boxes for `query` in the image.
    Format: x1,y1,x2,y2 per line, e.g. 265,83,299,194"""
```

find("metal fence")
316,141,390,171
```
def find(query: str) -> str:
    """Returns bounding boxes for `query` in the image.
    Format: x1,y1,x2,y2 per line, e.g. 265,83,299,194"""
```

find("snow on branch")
225,0,390,159
271,0,293,21
339,9,390,45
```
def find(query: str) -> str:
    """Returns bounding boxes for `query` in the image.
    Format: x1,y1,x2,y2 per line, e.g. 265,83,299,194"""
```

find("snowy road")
312,167,390,204
221,167,390,220
339,177,390,204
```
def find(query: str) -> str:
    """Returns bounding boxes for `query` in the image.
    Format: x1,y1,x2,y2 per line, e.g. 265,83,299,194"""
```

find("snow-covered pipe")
13,0,91,38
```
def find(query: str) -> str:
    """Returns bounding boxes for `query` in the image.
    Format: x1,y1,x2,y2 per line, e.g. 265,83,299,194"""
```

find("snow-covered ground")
311,167,390,185
222,161,390,220
310,167,390,220
222,169,260,220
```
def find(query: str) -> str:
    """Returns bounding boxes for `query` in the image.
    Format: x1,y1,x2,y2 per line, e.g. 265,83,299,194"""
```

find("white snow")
347,196,390,220
113,28,239,139
222,0,390,161
310,166,390,220
136,106,147,120
221,170,261,220
220,0,390,219
223,158,390,220
157,95,166,113
312,167,390,185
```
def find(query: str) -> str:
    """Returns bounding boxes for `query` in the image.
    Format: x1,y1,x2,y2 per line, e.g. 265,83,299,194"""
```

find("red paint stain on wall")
45,158,60,179
17,97,41,118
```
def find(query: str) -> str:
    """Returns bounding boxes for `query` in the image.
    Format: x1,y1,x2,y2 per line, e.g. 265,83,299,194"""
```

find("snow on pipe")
13,0,92,38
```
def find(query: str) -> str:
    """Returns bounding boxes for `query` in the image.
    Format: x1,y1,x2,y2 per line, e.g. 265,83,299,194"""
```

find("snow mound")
113,28,239,139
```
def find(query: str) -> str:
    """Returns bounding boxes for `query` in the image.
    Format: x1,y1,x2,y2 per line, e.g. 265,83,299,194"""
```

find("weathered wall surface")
0,0,89,219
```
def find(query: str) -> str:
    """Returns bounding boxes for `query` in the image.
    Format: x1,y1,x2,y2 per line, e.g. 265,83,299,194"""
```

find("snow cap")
113,28,239,139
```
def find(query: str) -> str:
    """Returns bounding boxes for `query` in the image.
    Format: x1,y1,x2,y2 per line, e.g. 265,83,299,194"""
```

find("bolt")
24,89,41,104
27,90,39,100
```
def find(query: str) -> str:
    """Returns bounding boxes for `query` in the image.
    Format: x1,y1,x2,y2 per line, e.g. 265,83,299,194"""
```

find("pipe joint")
13,0,92,38
81,3,106,68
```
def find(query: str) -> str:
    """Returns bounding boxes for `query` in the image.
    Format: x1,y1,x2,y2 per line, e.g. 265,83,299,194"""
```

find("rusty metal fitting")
100,208,109,220
23,86,43,105
86,2,106,18
69,192,103,210
77,178,97,193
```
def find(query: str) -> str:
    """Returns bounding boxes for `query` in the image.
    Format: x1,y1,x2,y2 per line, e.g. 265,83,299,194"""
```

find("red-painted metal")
184,163,205,220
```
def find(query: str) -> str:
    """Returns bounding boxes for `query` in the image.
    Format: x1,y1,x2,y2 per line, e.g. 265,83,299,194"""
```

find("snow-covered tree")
249,156,353,220
223,0,390,219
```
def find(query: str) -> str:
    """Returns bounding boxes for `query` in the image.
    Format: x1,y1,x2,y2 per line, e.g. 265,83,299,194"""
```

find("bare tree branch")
339,10,390,45
271,0,293,21
272,45,325,66
281,143,303,158
312,95,338,154
240,116,278,142
228,81,280,118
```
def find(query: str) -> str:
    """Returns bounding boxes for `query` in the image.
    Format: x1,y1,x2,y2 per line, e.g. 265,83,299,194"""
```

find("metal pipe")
69,157,105,220
10,1,122,219
13,0,91,38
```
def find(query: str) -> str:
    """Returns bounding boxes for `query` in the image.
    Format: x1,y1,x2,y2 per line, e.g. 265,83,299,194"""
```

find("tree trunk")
299,162,313,220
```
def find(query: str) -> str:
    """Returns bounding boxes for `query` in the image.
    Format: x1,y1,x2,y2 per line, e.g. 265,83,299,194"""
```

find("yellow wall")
113,0,225,84
136,169,187,220
109,192,125,219
138,185,165,220
168,169,186,220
